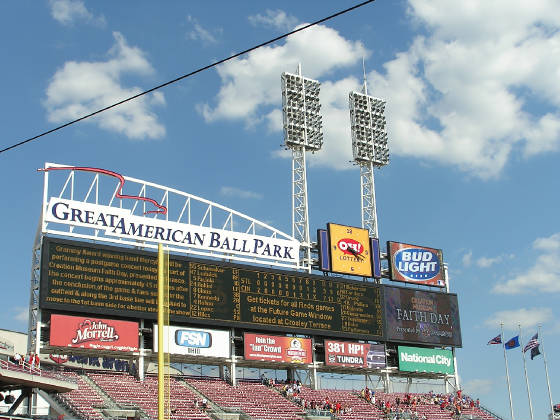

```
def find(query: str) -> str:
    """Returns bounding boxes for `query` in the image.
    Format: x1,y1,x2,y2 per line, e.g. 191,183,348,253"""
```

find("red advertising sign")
325,340,386,368
50,314,138,352
244,333,312,364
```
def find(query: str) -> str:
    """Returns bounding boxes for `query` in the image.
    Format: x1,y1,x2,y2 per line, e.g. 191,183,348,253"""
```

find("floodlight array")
282,72,323,151
349,91,389,166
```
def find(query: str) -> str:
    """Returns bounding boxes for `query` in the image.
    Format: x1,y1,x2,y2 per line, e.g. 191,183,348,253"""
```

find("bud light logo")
337,238,364,256
175,330,212,348
394,248,440,281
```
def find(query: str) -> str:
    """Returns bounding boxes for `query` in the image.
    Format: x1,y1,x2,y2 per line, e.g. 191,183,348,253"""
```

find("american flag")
487,334,502,345
523,333,539,353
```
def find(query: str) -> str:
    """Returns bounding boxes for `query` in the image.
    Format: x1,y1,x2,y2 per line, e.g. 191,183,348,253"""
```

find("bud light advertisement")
387,241,446,288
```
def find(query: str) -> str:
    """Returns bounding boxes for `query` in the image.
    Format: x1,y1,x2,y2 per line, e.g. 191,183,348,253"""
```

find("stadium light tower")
282,64,323,271
349,66,389,239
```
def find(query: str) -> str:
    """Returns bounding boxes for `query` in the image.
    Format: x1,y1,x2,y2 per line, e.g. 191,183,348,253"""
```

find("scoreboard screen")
41,237,384,340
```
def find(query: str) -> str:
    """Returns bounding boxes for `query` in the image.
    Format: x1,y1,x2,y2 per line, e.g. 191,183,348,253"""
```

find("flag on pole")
505,335,520,349
530,346,541,360
488,334,502,345
523,333,539,353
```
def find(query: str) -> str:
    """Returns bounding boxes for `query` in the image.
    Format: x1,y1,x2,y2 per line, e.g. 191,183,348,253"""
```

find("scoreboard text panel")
41,237,384,340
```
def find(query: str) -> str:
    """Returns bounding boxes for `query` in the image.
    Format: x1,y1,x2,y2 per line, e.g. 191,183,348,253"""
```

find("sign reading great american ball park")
44,198,299,265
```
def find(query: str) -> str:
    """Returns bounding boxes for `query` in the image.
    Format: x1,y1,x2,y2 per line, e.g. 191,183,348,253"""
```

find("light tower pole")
349,72,389,239
282,65,323,272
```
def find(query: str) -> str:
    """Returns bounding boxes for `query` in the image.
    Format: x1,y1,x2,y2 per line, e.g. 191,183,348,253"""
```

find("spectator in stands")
12,353,21,365
34,353,40,369
476,398,480,408
194,398,198,409
201,397,207,409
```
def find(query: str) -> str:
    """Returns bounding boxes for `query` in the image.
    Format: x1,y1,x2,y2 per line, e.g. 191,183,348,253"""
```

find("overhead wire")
0,0,375,155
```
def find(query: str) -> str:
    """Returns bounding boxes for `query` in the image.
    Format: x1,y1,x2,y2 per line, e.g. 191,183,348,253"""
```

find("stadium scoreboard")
41,237,384,340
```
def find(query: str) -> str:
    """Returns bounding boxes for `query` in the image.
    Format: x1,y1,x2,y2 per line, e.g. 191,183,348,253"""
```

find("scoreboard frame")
40,236,385,341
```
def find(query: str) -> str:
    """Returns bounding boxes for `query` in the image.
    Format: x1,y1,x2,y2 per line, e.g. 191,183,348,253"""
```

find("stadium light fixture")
281,65,324,271
282,68,323,151
349,65,389,240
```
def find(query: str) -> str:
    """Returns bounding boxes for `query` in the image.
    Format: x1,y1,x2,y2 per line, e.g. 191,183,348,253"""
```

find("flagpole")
539,325,554,418
519,325,534,420
501,323,515,420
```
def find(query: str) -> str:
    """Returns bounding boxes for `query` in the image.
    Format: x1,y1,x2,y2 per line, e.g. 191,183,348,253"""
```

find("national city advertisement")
384,286,462,347
50,314,139,352
398,346,455,375
244,333,312,364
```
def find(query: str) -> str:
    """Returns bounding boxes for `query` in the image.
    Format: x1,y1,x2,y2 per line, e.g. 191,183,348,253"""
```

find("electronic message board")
384,286,462,347
41,237,384,340
324,340,386,369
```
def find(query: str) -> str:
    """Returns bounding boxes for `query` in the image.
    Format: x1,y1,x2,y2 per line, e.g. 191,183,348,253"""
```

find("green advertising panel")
398,346,454,374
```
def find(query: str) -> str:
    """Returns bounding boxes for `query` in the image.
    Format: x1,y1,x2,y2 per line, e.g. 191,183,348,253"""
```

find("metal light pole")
349,70,389,239
282,64,323,272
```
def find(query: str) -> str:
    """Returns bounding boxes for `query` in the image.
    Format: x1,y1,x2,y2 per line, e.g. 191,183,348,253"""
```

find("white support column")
292,146,311,271
444,264,460,391
360,161,379,238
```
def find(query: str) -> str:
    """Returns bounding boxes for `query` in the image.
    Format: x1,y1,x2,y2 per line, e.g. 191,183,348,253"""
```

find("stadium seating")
49,370,501,420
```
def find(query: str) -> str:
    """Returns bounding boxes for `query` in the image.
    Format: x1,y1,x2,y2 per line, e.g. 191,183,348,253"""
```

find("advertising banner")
50,314,138,352
328,223,373,277
387,241,446,287
398,346,455,374
325,340,386,368
44,197,299,264
384,286,462,347
153,325,230,358
244,333,312,364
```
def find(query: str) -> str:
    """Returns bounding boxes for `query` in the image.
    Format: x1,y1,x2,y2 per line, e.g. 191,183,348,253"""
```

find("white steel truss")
282,65,323,272
360,161,379,239
291,146,311,269
38,163,299,267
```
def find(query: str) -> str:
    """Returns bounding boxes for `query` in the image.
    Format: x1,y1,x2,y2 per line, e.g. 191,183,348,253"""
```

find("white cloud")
200,1,560,177
44,32,165,140
476,253,514,268
49,0,106,27
248,10,299,31
200,24,367,166
462,250,472,267
14,307,28,323
220,186,263,200
187,15,220,44
493,232,560,294
484,307,553,331
365,0,560,178
462,378,494,396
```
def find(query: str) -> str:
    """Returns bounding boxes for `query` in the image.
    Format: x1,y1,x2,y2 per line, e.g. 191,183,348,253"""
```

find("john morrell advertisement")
384,286,462,347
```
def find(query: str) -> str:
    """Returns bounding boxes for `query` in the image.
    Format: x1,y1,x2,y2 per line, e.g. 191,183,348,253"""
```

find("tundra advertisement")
50,314,138,352
384,286,462,347
325,340,386,368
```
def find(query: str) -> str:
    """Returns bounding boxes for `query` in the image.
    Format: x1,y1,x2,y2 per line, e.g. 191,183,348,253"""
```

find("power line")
0,0,375,155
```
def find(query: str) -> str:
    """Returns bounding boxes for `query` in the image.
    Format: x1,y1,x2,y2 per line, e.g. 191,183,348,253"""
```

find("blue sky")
1,0,559,418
